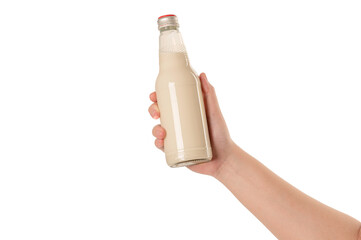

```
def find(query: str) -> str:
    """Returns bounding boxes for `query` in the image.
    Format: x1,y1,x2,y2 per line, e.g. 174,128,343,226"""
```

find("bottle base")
170,158,212,168
166,147,212,168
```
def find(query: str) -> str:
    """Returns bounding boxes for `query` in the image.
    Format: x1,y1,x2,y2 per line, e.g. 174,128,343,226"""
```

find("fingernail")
200,73,210,93
202,73,209,85
204,74,208,82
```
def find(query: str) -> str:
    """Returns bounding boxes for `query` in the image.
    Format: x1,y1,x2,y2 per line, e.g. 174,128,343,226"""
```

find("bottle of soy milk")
156,14,212,167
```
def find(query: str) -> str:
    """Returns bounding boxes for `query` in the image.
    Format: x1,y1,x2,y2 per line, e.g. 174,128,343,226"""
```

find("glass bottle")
156,14,212,167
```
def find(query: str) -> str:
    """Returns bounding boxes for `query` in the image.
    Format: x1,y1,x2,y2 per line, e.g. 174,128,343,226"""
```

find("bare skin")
149,73,361,240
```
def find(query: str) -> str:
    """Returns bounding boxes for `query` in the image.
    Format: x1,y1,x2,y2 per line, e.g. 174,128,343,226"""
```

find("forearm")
215,144,361,240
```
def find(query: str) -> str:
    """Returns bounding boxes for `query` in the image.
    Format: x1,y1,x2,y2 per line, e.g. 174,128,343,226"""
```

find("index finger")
149,92,157,103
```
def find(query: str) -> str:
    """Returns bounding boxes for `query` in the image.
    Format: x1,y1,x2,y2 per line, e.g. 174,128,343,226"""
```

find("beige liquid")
156,52,212,167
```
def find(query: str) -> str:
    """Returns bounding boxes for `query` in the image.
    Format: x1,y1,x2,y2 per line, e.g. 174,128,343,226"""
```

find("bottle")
156,14,212,167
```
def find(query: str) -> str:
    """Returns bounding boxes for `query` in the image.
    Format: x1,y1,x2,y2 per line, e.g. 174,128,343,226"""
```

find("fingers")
155,139,164,151
199,73,229,136
148,102,160,119
153,124,165,151
149,92,157,103
152,124,166,139
150,91,164,150
199,72,211,94
199,73,221,117
150,91,165,151
149,92,160,119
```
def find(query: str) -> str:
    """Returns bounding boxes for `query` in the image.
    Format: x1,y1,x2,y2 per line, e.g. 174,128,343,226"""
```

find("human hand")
149,73,235,177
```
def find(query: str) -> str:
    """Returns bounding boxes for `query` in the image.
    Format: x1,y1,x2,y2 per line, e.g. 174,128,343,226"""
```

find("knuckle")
161,128,166,138
153,103,159,111
155,139,162,148
152,124,160,135
152,126,157,136
149,103,158,115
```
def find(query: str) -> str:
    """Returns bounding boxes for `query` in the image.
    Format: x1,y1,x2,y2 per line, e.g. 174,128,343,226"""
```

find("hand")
149,73,235,177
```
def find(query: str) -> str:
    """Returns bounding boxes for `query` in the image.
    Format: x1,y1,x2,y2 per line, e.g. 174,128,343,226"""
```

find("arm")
149,73,361,240
216,145,361,240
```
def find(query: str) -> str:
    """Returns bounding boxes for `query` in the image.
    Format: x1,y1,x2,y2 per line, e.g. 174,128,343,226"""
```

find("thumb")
199,73,228,132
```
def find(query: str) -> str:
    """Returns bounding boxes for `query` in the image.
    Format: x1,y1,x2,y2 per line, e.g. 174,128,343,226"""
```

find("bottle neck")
159,29,190,69
159,26,178,32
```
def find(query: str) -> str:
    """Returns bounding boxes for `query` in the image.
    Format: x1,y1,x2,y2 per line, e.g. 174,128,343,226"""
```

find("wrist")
213,142,245,180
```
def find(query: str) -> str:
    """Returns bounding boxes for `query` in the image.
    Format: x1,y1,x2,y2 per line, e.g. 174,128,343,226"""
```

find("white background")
0,0,360,239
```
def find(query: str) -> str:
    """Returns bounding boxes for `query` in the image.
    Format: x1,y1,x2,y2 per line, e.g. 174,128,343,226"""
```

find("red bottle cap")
158,14,176,19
